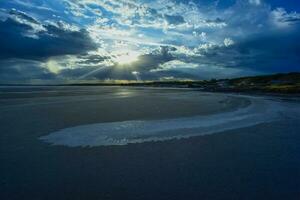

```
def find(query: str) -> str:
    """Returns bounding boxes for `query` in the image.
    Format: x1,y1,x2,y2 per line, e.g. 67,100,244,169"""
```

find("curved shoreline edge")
39,94,300,147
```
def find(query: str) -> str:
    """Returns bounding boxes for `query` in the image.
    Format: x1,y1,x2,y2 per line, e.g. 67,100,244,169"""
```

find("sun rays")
113,50,140,65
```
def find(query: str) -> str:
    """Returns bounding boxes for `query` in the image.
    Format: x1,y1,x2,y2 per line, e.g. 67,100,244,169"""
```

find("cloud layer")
0,0,299,82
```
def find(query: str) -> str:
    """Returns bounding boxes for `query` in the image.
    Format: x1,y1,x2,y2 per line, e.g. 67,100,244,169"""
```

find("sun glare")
114,51,140,65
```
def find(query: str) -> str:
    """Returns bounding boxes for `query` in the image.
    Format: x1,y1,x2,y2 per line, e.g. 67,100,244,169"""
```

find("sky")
0,0,300,83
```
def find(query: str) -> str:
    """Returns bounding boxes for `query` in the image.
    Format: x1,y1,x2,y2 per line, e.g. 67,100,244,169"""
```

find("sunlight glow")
113,50,140,65
44,60,61,74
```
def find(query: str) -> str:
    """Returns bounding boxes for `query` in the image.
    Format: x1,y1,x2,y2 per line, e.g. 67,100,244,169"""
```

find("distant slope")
1,72,300,94
125,72,300,94
223,72,300,93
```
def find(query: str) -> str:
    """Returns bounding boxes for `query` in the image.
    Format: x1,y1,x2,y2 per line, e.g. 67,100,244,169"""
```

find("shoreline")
40,93,292,147
1,84,299,97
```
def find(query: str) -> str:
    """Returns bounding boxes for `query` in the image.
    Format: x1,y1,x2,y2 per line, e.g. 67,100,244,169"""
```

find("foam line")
40,96,298,147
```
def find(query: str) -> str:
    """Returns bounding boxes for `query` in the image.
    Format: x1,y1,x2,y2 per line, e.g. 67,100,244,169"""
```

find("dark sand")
0,86,299,200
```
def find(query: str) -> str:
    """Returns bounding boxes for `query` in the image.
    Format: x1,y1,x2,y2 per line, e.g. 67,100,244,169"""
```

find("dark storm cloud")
183,28,300,73
204,18,226,25
132,46,174,70
277,13,300,23
9,9,39,24
0,9,97,60
150,69,200,80
164,14,185,25
234,30,300,72
77,54,111,65
0,60,56,81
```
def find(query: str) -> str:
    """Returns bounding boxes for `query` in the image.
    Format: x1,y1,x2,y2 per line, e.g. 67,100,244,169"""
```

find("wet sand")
0,86,299,200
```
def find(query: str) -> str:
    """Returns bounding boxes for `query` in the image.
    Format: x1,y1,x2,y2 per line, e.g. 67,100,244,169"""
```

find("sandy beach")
0,86,300,200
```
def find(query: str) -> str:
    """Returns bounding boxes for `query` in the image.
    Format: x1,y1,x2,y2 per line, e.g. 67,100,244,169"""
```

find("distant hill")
121,72,300,94
219,72,300,93
1,72,300,94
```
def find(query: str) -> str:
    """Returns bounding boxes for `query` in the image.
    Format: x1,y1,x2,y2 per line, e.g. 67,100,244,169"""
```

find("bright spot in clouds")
44,60,61,74
113,50,140,65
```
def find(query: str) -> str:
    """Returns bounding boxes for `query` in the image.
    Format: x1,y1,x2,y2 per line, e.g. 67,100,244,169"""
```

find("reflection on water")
113,88,137,98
